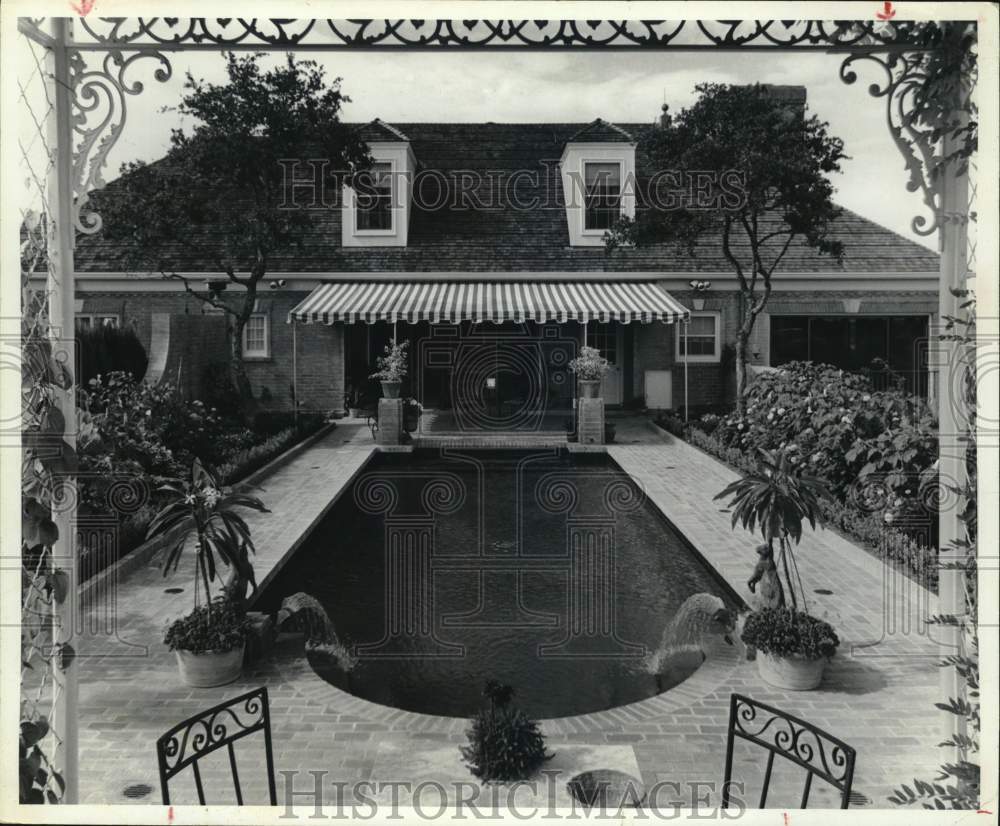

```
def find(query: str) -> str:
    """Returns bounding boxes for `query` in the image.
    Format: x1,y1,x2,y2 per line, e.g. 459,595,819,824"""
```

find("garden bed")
650,362,940,592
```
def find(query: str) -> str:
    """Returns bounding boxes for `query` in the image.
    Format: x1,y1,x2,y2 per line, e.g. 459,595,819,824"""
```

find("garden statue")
747,543,786,610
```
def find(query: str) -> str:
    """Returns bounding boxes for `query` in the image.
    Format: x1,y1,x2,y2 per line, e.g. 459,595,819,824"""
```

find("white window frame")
676,311,722,364
581,159,625,236
353,159,396,236
75,313,120,330
241,312,270,359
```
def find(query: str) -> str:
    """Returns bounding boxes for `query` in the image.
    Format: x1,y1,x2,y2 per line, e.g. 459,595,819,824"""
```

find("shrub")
163,597,250,653
568,345,610,381
713,362,936,505
77,324,148,385
217,419,326,484
741,607,839,660
461,682,552,782
370,339,409,381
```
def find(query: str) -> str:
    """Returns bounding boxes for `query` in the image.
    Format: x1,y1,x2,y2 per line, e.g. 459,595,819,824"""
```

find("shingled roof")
73,122,939,274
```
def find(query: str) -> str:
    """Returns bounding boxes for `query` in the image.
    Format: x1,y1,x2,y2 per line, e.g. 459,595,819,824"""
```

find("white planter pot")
578,380,602,399
757,651,826,691
175,644,245,688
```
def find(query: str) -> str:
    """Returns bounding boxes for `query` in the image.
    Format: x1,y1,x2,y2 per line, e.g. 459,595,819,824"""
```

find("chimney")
758,84,807,116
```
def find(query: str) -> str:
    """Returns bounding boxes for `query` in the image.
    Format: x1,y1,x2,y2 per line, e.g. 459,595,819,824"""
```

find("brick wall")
81,290,343,412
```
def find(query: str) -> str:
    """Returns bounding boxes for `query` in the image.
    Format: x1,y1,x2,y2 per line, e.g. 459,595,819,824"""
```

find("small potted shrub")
148,459,269,687
461,681,553,782
164,597,251,687
741,608,839,690
402,398,423,433
568,346,609,399
716,448,838,690
370,339,409,399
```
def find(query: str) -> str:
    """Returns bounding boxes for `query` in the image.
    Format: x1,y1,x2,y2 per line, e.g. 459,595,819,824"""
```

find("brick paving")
71,422,943,809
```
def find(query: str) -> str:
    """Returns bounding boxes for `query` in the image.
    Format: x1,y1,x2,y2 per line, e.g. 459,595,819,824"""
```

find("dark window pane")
770,316,809,365
584,162,621,230
356,162,393,231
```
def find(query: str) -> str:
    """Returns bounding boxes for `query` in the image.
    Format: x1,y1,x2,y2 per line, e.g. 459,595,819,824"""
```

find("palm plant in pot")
568,345,609,399
148,459,269,687
370,339,409,399
715,447,839,690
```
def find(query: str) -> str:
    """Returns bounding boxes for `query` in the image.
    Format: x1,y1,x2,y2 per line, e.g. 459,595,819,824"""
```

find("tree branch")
161,270,241,318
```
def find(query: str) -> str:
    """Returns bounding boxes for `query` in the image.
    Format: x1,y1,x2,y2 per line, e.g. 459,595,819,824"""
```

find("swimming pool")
257,449,731,719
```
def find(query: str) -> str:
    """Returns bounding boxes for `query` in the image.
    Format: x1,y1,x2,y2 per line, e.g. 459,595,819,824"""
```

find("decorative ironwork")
723,693,857,809
840,49,941,237
62,17,939,51
156,687,276,805
69,48,172,235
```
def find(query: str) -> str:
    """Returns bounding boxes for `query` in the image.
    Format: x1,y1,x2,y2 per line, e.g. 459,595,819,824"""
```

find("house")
69,91,939,427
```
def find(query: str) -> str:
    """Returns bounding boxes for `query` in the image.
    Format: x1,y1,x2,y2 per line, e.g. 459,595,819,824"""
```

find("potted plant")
370,339,409,399
148,459,269,687
568,345,609,398
403,397,423,433
740,608,839,690
715,447,837,690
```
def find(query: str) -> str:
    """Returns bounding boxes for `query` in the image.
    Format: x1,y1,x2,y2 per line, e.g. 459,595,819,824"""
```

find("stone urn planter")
174,644,245,688
578,380,602,399
380,380,401,399
756,651,826,691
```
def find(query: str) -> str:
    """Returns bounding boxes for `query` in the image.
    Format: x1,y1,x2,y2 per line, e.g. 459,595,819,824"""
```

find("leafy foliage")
710,362,937,521
715,447,829,611
148,459,269,613
607,83,846,413
163,596,250,654
889,291,979,810
568,345,610,380
369,339,409,382
461,683,553,782
97,52,371,399
740,608,839,660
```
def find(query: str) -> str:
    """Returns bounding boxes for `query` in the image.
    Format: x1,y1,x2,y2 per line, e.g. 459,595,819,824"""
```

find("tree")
606,84,846,415
98,53,371,403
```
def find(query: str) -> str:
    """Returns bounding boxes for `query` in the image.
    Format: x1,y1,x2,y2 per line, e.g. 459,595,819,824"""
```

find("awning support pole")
292,319,298,426
683,318,689,423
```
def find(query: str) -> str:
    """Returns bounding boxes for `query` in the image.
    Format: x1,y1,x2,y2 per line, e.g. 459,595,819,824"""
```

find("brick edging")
78,421,339,603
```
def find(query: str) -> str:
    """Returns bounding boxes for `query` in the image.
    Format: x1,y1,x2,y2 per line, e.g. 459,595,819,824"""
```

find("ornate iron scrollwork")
69,48,172,235
70,17,933,50
840,49,941,237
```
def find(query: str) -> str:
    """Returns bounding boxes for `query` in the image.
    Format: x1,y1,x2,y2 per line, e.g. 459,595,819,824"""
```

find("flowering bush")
370,339,409,381
710,362,937,509
568,346,610,381
741,607,839,660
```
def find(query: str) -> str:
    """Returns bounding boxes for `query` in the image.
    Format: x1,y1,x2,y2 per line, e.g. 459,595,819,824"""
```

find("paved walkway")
70,424,943,809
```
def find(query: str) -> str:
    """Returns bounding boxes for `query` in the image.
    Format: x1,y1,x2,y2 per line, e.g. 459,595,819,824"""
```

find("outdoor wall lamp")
269,279,287,289
205,279,227,295
689,280,712,292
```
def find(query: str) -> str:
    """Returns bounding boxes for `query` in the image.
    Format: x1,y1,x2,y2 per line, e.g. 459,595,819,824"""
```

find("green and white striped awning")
288,281,688,325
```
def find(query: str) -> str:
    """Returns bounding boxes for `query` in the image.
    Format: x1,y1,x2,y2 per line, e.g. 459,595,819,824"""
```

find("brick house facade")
67,111,939,420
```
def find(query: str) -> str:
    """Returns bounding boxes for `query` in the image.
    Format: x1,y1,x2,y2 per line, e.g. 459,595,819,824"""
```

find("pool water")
257,450,730,719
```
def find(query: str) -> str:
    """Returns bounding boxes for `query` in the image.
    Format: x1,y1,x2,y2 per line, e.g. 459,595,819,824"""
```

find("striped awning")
288,281,688,325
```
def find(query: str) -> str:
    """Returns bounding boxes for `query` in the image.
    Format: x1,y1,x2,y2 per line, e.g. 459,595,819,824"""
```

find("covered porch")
288,280,690,433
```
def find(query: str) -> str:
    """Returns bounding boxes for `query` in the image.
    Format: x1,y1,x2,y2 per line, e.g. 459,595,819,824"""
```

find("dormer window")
583,162,622,231
560,120,636,247
342,120,415,248
355,162,393,232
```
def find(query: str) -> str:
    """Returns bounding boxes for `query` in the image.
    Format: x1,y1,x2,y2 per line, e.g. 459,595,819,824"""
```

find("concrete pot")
578,380,602,399
175,644,245,688
380,380,401,399
757,651,826,691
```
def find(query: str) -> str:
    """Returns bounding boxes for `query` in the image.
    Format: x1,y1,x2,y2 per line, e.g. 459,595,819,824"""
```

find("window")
75,314,119,332
586,321,619,365
355,162,393,232
677,312,721,362
583,162,622,231
242,313,270,358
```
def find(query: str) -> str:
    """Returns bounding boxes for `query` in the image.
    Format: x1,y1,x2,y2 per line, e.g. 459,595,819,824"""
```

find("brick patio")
72,420,943,808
